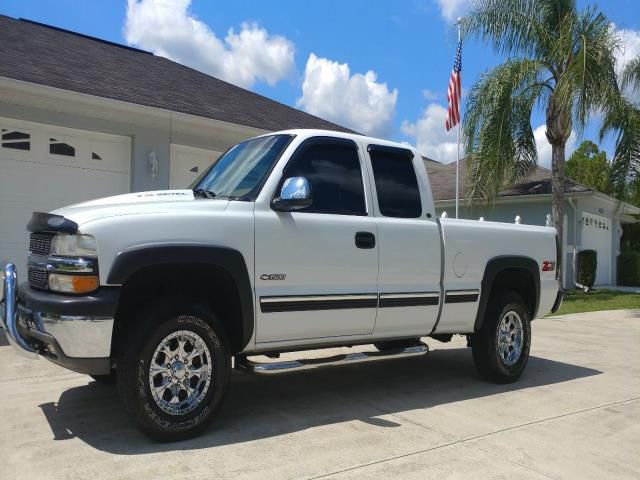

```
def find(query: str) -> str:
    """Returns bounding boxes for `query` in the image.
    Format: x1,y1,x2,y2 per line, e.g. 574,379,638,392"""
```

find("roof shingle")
425,158,592,201
0,16,353,133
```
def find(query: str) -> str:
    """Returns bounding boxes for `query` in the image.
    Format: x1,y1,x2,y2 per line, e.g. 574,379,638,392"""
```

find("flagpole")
455,19,461,219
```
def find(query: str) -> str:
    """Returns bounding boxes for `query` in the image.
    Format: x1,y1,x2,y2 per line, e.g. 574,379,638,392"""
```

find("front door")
254,137,378,343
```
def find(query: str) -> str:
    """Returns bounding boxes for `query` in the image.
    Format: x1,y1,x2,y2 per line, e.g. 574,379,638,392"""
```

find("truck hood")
51,190,230,226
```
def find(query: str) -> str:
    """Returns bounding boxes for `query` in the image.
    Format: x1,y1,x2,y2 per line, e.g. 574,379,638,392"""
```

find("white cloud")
401,103,460,162
422,89,439,101
533,124,577,169
614,26,640,101
297,54,398,137
124,0,295,88
436,0,471,22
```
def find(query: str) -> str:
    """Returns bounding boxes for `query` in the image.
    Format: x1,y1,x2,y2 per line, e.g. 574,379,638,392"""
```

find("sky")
2,0,639,167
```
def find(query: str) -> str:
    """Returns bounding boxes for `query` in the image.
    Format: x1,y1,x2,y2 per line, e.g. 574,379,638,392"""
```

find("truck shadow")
39,347,601,454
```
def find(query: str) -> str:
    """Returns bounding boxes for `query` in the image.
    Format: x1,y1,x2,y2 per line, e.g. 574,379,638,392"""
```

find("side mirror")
272,177,312,211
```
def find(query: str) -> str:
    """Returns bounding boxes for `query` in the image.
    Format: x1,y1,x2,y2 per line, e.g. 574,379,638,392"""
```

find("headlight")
51,234,97,257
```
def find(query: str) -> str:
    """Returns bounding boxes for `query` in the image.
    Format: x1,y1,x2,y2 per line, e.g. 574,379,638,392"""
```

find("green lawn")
549,289,640,316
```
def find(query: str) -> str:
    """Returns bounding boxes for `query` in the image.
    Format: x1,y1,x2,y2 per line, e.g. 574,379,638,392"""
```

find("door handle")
355,231,376,249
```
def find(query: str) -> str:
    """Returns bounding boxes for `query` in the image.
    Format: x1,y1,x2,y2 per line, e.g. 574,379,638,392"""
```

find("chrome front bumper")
1,263,114,374
1,263,35,356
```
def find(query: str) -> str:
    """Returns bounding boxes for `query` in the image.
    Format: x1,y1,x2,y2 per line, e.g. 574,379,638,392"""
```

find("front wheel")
471,292,531,384
116,299,231,441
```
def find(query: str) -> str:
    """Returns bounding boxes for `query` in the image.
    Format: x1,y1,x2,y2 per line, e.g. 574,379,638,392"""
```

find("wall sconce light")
148,150,159,180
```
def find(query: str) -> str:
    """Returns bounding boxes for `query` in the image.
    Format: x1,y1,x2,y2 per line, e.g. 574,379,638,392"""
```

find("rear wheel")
116,298,231,441
471,292,531,384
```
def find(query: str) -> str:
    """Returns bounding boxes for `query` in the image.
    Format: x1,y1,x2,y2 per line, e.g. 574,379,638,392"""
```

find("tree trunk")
551,142,565,287
546,93,570,289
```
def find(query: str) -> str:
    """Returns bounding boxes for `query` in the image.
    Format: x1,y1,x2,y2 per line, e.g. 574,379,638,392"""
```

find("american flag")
445,39,462,131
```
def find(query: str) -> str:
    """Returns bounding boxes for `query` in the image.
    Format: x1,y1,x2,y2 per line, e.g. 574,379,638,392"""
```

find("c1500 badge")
260,273,286,281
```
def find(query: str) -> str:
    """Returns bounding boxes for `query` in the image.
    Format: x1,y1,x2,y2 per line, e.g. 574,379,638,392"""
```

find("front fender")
107,245,254,349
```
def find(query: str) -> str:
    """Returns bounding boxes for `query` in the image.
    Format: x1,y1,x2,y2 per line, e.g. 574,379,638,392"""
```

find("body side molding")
107,245,254,349
474,256,540,331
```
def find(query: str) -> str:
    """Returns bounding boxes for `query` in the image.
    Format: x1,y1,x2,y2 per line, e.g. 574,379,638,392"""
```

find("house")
0,16,351,275
426,158,640,289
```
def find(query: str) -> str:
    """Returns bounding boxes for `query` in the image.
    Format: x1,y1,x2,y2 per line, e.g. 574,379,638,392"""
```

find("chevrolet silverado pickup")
1,129,563,440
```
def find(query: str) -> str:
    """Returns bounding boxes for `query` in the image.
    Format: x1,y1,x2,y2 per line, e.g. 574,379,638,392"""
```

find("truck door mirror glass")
272,177,313,211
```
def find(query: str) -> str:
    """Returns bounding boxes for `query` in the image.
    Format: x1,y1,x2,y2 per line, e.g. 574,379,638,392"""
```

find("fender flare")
474,256,540,331
107,245,254,349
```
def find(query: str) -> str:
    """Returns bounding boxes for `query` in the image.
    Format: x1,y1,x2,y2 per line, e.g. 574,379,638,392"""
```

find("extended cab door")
365,144,442,337
253,137,379,343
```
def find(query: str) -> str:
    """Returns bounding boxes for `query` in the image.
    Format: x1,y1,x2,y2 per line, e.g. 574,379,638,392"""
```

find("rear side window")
369,146,422,218
283,140,366,216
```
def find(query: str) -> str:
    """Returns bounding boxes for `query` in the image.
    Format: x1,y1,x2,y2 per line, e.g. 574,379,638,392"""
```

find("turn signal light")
49,274,99,294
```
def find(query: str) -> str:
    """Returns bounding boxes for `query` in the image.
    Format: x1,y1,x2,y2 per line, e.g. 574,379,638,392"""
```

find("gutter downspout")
569,198,589,291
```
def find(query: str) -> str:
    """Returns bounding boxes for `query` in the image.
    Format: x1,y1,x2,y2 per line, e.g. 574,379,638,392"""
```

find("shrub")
621,223,640,252
577,250,597,288
618,251,640,286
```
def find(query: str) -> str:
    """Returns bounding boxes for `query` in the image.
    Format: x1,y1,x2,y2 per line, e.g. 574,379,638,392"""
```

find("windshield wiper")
193,188,217,199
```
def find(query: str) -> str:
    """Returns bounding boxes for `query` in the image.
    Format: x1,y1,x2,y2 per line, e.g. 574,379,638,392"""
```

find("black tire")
116,298,231,441
374,338,422,352
471,292,531,384
90,372,116,385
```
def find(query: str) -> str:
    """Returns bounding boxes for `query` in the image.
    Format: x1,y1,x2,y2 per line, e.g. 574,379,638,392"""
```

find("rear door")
254,137,379,343
366,144,442,337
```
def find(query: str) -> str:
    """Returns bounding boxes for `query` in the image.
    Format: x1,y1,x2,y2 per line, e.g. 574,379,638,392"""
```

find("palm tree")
601,58,640,200
460,0,639,277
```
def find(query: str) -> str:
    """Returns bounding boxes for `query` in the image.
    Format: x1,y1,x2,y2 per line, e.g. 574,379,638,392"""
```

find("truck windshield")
191,134,293,199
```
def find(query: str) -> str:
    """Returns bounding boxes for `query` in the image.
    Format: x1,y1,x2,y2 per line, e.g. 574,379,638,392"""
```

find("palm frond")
555,7,619,131
621,55,640,95
604,100,640,191
460,0,554,61
463,59,548,202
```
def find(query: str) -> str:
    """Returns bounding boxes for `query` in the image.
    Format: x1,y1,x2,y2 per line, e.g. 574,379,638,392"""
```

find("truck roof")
262,129,420,157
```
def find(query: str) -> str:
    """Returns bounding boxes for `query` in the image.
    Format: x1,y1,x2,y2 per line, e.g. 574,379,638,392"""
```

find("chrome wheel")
148,329,212,416
496,310,524,366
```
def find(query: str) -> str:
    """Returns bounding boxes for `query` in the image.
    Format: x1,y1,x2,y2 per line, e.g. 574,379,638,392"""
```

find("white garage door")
170,144,221,189
0,117,130,278
581,212,612,285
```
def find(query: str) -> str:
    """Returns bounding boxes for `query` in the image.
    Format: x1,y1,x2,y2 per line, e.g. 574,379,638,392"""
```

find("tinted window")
283,140,366,216
369,147,422,218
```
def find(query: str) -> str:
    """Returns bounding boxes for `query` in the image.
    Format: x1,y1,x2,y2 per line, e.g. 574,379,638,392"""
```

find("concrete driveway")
1,309,639,480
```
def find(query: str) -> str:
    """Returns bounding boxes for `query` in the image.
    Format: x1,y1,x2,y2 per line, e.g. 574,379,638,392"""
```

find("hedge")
577,250,597,288
621,223,640,252
618,251,640,287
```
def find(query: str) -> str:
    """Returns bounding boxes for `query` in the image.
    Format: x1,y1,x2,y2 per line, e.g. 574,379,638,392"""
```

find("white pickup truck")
1,129,562,440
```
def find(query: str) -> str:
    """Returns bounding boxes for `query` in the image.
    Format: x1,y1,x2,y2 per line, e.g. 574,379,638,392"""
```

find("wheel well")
111,263,245,356
488,268,537,317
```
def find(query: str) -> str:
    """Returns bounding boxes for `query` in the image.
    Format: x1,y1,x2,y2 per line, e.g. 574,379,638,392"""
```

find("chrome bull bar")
1,263,36,356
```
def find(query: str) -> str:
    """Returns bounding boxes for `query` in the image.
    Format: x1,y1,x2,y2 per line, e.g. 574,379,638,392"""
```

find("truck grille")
28,266,48,289
29,233,54,256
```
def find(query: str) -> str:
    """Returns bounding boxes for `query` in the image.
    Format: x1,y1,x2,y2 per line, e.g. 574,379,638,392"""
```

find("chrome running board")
235,344,429,375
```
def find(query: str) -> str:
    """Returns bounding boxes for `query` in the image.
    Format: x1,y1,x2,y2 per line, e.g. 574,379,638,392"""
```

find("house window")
2,129,30,151
50,138,76,157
